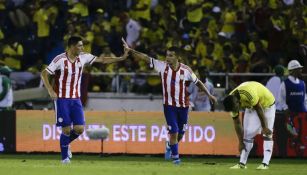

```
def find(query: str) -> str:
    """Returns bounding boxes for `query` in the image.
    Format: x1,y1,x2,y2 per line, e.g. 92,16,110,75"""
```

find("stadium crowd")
0,0,306,92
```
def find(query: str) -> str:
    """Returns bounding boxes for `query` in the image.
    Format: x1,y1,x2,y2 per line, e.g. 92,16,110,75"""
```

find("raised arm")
122,38,151,63
95,48,129,64
41,69,57,99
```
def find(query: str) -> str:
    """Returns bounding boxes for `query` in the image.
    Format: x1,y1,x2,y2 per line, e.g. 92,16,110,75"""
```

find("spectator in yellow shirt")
2,38,23,70
186,0,204,27
131,0,151,26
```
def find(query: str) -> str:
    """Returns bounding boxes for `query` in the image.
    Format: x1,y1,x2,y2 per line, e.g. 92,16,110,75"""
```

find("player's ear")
175,52,183,61
234,90,240,99
177,55,182,61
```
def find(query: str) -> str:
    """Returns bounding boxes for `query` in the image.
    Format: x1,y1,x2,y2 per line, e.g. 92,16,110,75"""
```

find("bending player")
223,81,276,170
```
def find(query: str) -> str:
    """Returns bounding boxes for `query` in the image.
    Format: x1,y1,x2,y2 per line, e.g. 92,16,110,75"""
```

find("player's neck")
170,61,180,71
66,51,78,62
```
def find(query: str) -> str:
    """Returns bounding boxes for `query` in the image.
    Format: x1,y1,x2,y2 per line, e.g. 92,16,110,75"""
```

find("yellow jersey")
33,9,49,37
230,81,275,109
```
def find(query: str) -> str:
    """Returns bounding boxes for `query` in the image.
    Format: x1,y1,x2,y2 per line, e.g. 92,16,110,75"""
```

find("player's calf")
68,145,72,159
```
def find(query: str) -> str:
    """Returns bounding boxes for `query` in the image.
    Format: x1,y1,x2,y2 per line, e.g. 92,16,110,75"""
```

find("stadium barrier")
16,110,238,155
0,109,16,153
252,112,307,157
90,72,278,90
1,110,304,157
90,72,307,90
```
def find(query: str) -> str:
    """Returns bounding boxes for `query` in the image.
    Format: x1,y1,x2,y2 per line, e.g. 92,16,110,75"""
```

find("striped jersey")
46,52,96,98
150,57,199,107
230,81,275,109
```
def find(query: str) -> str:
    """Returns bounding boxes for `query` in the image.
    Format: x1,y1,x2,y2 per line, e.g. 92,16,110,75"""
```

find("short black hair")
223,95,236,111
167,46,181,53
67,36,82,47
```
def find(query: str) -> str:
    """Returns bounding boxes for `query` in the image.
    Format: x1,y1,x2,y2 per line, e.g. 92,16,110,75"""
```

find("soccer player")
122,39,217,165
41,36,128,163
223,81,276,170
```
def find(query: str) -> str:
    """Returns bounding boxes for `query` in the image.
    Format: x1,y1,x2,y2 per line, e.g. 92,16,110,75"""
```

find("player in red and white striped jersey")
151,56,199,108
41,36,128,163
123,39,217,164
45,52,93,99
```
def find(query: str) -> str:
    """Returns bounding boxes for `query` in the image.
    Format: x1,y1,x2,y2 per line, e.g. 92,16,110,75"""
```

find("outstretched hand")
121,46,130,60
121,38,131,60
122,38,131,51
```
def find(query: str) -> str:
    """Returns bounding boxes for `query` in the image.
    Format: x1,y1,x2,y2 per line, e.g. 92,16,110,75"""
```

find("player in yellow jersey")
223,81,276,170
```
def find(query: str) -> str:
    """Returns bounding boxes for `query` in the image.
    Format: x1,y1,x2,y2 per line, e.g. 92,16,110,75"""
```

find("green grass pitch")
0,154,306,175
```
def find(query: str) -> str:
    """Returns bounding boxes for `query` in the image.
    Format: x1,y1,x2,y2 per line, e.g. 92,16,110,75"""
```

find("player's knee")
73,126,84,135
62,127,71,135
74,129,84,135
169,133,178,144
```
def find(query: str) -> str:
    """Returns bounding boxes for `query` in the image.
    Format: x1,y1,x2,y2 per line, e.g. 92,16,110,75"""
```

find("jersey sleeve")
150,57,166,73
186,68,199,84
46,58,61,75
81,53,96,65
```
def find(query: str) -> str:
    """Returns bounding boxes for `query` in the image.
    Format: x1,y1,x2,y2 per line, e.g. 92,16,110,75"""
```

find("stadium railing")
91,72,307,91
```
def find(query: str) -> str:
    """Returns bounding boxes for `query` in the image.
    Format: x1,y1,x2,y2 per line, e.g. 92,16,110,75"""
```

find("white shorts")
243,104,276,139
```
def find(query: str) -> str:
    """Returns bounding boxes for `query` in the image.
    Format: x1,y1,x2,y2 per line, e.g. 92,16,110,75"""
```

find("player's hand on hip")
48,89,57,100
261,127,272,136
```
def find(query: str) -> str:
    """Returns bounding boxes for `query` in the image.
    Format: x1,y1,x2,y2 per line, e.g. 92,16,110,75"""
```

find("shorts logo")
167,125,172,131
183,124,188,131
58,117,63,123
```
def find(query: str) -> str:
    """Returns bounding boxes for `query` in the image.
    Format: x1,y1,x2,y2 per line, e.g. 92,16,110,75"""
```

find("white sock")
263,140,273,165
239,139,254,165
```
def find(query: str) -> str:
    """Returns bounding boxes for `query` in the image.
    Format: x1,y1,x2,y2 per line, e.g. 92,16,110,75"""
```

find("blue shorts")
54,98,85,127
163,105,189,134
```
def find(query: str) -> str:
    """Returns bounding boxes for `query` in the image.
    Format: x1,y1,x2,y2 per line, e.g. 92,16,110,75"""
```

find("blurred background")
0,0,306,110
